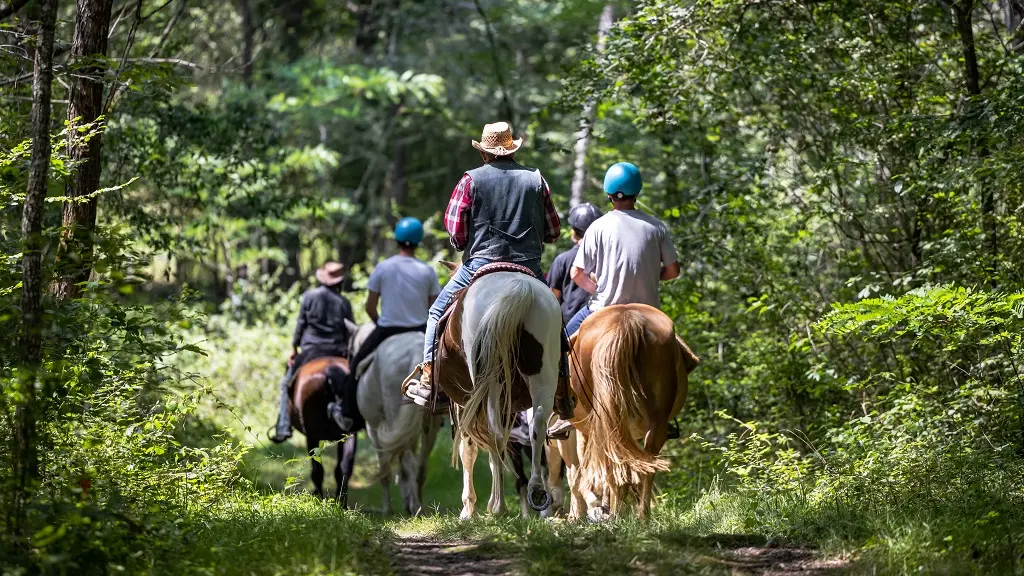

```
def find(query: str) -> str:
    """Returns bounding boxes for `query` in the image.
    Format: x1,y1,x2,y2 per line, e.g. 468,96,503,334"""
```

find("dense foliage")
3,0,1024,573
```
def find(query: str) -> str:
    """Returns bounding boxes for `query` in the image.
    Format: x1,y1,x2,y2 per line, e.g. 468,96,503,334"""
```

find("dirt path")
394,535,512,576
392,531,849,576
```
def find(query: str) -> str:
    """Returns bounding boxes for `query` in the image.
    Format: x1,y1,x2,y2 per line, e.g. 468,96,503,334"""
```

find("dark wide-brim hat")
315,261,346,286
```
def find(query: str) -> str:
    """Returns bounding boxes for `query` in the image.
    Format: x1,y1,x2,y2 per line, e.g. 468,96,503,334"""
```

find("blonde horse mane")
582,309,670,488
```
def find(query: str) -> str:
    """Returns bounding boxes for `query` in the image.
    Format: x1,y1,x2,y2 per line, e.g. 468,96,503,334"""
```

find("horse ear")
345,318,359,334
440,260,460,272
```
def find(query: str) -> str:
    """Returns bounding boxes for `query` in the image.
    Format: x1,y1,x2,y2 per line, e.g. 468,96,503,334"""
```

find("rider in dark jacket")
269,262,354,443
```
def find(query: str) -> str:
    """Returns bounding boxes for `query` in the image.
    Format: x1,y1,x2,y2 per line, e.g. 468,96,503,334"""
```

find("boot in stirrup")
403,362,434,408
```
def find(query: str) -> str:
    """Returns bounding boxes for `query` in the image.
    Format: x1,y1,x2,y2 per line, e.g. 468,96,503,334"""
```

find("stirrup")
546,418,573,441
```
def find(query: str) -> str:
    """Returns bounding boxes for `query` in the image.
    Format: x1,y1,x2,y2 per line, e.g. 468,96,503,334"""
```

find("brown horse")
565,304,699,520
288,356,357,505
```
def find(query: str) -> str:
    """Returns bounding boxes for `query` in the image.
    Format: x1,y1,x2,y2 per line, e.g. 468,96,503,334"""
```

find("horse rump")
582,309,670,489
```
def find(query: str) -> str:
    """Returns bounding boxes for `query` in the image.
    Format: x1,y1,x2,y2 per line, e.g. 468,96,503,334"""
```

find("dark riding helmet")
567,203,604,234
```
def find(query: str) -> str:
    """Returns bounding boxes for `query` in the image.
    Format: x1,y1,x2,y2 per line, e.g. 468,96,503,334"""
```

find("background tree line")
2,0,1024,573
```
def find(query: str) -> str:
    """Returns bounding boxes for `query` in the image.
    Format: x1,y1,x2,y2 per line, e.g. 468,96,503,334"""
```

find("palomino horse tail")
584,309,670,487
457,274,536,462
372,402,426,477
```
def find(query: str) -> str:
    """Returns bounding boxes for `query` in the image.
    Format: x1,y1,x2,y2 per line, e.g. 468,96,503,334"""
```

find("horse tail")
372,402,427,475
456,275,536,462
583,309,669,488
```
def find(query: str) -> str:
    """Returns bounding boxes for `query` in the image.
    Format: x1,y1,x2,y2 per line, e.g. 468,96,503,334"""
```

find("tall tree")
238,0,254,87
53,0,114,301
11,0,58,535
569,4,614,208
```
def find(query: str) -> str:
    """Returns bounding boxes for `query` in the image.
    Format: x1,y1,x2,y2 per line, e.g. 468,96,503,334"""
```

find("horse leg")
399,448,422,516
336,434,357,508
417,414,442,504
639,420,669,519
541,436,565,518
309,438,325,498
487,450,506,516
564,431,586,521
459,438,478,520
368,427,393,516
509,442,529,518
526,373,554,512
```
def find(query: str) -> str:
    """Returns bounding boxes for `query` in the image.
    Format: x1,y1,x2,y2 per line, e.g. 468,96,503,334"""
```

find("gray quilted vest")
463,159,547,263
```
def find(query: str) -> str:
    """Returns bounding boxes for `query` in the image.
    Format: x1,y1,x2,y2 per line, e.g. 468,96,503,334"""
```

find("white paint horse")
444,268,563,519
349,323,443,516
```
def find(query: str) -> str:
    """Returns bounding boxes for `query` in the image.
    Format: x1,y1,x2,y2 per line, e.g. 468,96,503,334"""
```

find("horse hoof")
527,486,551,511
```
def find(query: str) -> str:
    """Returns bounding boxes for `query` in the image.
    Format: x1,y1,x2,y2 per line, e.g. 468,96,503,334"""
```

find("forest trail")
394,534,513,576
388,522,851,576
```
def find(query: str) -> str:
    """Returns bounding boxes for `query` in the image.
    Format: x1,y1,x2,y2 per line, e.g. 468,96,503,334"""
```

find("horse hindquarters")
581,311,670,517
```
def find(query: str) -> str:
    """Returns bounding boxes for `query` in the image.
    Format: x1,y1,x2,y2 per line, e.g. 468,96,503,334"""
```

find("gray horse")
351,324,443,515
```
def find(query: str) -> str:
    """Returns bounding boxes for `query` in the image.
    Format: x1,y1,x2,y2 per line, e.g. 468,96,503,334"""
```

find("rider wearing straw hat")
403,121,561,407
269,261,355,443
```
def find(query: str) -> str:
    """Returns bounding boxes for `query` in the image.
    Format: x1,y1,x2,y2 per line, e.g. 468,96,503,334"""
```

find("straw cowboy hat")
472,121,523,156
315,261,346,286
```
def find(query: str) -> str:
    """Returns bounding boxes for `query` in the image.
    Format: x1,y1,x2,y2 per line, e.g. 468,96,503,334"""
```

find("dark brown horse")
288,356,357,505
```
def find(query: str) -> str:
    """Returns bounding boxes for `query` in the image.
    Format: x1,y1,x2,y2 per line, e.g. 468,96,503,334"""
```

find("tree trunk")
569,4,614,209
12,0,58,536
52,0,114,301
1005,0,1024,51
953,0,998,264
238,0,254,87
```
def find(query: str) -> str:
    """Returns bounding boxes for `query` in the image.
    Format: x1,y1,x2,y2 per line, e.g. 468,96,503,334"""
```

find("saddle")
431,263,537,413
429,262,575,423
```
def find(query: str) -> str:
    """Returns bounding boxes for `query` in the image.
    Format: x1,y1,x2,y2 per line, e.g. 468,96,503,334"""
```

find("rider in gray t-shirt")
563,162,680,336
552,162,681,440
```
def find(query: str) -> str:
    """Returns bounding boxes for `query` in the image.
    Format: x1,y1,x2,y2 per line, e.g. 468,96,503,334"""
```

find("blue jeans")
565,305,594,337
423,257,542,362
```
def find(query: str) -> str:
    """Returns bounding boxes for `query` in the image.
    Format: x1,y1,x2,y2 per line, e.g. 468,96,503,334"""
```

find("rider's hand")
287,349,297,367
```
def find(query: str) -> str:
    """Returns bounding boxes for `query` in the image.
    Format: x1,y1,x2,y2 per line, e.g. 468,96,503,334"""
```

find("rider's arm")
551,288,562,301
365,291,380,323
541,177,560,244
445,174,473,251
659,225,680,282
571,265,598,294
291,293,309,360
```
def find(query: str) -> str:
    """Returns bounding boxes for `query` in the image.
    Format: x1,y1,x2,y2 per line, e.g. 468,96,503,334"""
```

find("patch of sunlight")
390,515,443,538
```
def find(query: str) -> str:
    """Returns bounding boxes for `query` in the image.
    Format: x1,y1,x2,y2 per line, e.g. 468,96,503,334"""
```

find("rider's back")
576,209,676,310
369,255,439,328
297,285,353,354
464,159,547,263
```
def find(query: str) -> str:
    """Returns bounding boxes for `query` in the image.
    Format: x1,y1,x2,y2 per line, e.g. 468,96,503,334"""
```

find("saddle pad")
471,262,536,282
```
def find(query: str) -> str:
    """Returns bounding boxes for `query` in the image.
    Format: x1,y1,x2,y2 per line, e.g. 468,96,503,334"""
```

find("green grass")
154,495,395,575
168,319,1024,576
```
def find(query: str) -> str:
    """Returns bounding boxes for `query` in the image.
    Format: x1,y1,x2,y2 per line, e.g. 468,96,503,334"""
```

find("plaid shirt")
444,173,561,251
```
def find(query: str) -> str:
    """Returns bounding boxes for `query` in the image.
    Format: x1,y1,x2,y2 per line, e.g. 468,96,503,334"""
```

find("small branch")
150,0,187,57
0,72,32,87
127,56,203,69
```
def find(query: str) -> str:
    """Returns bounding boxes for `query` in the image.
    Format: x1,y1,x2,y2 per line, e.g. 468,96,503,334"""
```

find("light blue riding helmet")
603,162,643,198
394,217,424,245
